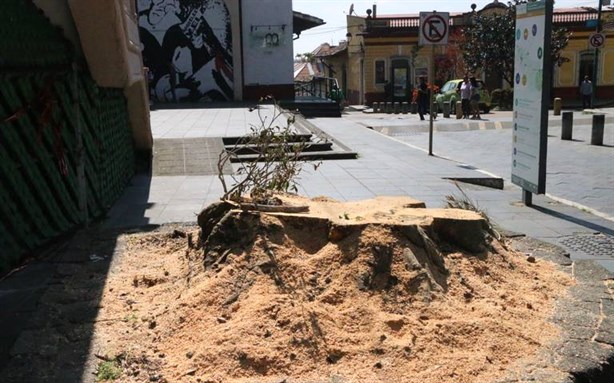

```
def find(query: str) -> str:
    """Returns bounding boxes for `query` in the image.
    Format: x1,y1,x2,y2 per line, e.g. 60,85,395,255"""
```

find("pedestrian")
417,76,428,121
580,75,593,109
470,77,481,120
460,74,473,119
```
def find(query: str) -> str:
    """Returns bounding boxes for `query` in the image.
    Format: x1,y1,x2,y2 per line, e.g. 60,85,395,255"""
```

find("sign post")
591,0,605,107
512,0,553,206
419,11,449,156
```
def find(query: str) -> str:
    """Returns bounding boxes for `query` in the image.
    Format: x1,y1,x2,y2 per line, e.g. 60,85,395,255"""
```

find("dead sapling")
217,97,325,208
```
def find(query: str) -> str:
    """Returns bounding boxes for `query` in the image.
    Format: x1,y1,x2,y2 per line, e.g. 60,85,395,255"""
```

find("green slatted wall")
0,0,135,272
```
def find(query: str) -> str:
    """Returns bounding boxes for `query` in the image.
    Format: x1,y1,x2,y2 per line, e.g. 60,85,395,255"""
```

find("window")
375,60,386,84
441,81,456,92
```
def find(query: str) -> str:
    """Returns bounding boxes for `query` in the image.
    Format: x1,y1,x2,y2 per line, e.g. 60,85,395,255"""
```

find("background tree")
294,53,315,63
460,0,570,87
435,29,468,84
296,52,316,63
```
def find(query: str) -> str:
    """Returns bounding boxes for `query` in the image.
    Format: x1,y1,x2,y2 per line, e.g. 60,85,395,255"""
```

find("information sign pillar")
512,0,553,205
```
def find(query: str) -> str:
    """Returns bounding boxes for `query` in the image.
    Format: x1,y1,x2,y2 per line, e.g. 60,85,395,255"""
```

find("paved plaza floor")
107,105,614,271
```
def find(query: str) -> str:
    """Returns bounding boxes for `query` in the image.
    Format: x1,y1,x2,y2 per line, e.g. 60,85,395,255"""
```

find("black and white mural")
137,0,233,102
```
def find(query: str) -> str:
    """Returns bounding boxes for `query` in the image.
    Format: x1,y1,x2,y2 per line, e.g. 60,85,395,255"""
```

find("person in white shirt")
460,74,473,119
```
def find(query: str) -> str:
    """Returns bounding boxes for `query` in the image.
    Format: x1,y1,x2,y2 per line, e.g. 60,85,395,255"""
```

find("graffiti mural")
137,0,233,102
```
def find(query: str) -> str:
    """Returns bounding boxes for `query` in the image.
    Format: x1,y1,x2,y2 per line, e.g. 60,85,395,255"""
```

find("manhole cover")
559,233,614,259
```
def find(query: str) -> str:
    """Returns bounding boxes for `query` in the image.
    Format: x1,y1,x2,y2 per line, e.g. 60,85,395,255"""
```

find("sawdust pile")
93,196,573,383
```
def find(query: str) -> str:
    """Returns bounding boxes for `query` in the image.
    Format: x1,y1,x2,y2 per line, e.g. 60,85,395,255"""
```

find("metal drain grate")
559,233,614,259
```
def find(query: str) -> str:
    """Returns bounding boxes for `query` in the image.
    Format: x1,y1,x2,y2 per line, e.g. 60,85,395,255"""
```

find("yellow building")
339,2,614,106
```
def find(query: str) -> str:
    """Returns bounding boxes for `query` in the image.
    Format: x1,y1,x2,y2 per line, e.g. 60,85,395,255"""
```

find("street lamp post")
592,0,604,107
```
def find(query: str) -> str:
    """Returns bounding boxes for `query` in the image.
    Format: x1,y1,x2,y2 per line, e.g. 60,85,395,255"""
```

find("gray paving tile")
103,106,614,264
595,260,614,273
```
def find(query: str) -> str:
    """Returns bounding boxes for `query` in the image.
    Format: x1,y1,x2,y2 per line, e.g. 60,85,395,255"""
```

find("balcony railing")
553,11,598,24
364,10,600,32
294,76,343,104
366,16,460,31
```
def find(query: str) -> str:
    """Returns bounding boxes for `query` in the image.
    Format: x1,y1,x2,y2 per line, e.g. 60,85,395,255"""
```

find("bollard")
401,102,409,114
394,102,401,114
386,102,393,114
373,102,380,113
553,98,562,116
591,114,605,146
561,111,573,140
456,101,463,119
443,102,450,118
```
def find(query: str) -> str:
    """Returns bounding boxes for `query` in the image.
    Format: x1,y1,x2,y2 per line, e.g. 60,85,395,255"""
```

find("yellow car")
435,79,492,113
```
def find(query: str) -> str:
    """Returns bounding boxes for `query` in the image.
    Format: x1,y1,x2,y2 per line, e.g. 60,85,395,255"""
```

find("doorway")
579,51,594,83
391,59,410,101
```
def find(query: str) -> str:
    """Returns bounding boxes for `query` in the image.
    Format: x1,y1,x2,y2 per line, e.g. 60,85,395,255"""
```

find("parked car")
435,79,492,113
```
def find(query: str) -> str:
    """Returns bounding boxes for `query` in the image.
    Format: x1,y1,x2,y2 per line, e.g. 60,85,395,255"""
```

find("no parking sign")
589,33,606,49
419,12,449,45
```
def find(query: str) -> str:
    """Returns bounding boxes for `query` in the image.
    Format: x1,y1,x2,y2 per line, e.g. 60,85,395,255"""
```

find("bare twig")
216,98,322,203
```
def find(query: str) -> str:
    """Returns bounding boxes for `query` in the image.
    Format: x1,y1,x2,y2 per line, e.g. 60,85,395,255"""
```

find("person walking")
580,75,593,109
417,76,428,121
460,74,473,119
469,77,481,120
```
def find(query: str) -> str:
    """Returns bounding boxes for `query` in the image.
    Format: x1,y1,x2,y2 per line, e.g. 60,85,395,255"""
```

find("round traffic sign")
589,33,605,49
421,15,448,43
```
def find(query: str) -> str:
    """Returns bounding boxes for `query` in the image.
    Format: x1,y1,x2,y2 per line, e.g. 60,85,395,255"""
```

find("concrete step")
225,142,334,155
281,101,342,118
223,134,313,145
229,150,358,163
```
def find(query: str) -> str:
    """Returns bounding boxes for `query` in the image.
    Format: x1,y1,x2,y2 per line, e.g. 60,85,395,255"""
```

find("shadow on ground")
532,205,614,236
0,171,155,383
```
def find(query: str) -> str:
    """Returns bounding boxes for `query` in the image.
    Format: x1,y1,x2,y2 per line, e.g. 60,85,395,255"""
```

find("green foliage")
434,29,467,83
491,88,514,110
460,0,570,87
297,52,316,63
122,312,138,323
217,99,323,203
96,359,122,381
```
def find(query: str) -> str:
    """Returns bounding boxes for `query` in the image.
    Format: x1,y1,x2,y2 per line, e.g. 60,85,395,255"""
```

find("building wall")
241,0,294,100
137,0,236,102
347,9,614,106
321,54,347,98
0,0,135,272
357,37,440,105
350,27,614,106
70,0,152,150
345,15,366,104
554,29,614,101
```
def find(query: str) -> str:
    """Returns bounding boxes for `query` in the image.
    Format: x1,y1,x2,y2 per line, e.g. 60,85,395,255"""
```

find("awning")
293,11,325,35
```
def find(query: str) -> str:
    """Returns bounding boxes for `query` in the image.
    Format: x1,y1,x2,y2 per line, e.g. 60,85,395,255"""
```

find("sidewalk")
104,105,614,269
307,110,613,271
346,107,614,217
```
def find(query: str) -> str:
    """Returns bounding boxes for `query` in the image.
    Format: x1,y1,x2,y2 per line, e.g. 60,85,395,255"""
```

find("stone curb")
495,236,614,383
